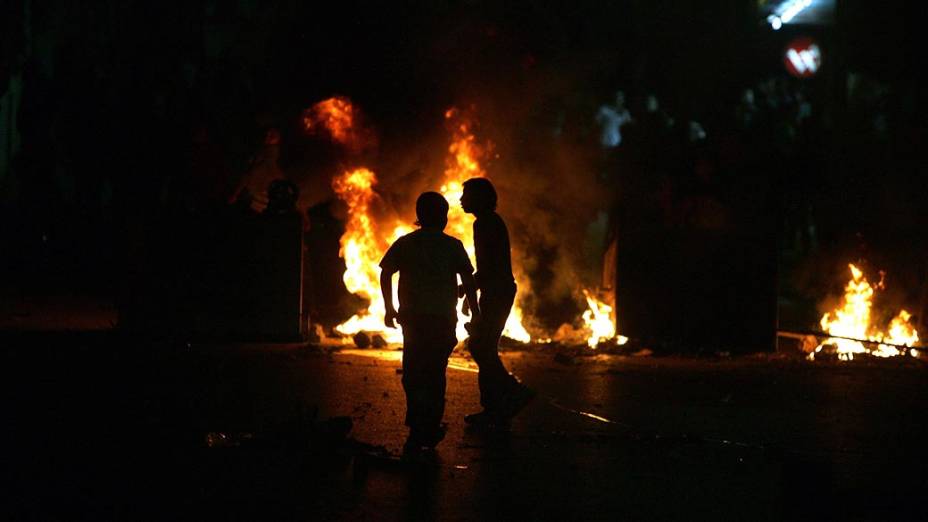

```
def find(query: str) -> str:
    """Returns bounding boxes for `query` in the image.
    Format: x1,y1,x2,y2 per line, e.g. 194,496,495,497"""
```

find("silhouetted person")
461,178,535,428
380,192,480,457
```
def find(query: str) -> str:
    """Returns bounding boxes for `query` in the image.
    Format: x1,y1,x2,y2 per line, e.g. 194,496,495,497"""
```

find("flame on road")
582,289,628,348
331,167,407,344
814,264,919,360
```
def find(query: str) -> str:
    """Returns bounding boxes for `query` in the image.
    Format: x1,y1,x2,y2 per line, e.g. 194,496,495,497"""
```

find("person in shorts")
380,192,480,454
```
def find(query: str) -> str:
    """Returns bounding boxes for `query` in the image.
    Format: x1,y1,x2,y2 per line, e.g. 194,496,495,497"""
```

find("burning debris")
812,264,920,361
581,289,629,349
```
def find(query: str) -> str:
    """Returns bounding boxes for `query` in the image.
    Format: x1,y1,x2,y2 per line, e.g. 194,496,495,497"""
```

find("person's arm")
380,268,399,328
472,219,485,285
459,270,480,319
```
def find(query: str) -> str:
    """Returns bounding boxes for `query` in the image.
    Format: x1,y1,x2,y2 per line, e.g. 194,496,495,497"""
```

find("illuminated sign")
783,37,821,78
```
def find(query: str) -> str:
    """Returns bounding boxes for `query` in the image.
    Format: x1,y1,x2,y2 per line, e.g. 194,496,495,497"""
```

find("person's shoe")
464,409,511,431
464,410,495,426
423,423,448,447
401,440,437,465
405,423,447,450
497,385,537,420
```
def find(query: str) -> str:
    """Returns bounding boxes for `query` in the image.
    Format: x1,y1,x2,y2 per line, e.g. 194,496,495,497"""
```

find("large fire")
813,264,920,360
319,97,618,347
331,167,408,344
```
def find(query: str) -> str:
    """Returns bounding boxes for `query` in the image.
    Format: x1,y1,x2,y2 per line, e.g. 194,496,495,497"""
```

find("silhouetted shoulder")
443,233,474,273
474,212,508,236
441,232,465,247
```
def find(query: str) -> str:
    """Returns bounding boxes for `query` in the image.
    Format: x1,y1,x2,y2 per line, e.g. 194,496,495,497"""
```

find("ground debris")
203,408,353,453
205,431,255,448
353,332,371,349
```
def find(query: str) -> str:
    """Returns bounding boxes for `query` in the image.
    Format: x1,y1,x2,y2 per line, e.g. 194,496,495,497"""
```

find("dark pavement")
4,334,928,521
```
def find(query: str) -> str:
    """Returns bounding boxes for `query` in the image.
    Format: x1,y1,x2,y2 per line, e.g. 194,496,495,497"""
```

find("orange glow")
814,264,920,360
441,108,531,343
329,104,623,349
303,96,359,148
332,168,406,344
581,289,628,348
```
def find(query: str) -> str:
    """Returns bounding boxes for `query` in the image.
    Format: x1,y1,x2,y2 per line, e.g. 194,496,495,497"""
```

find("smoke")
489,114,611,331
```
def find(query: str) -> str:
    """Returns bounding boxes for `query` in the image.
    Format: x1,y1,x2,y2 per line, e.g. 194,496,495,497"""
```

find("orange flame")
303,96,363,150
581,289,628,348
331,168,407,343
329,104,621,348
814,264,920,360
440,108,531,343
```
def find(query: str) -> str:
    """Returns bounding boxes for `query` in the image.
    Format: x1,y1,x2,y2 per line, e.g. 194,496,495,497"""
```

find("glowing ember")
813,264,920,360
581,289,627,348
440,108,531,343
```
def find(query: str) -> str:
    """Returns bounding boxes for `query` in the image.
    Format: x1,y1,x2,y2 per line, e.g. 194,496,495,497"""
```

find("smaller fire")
814,263,920,360
302,96,372,152
582,289,628,349
303,97,354,142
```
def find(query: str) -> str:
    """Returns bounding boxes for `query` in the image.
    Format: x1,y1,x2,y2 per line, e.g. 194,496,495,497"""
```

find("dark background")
1,0,926,345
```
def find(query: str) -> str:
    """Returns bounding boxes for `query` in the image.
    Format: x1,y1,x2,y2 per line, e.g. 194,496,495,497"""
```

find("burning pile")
330,167,409,344
307,97,623,348
812,264,920,360
581,290,629,349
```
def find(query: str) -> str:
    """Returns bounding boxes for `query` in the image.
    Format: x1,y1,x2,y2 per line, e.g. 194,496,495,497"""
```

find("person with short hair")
380,192,480,455
460,178,536,429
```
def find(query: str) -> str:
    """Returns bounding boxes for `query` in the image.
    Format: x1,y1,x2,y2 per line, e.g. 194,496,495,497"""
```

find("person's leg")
467,283,519,411
402,316,456,447
401,317,429,437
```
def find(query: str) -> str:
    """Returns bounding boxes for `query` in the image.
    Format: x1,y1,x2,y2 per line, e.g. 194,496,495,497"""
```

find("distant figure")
595,90,633,149
460,178,536,429
380,192,480,457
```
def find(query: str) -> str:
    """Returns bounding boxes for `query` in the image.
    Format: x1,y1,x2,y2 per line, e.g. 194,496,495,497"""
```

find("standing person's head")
461,178,497,215
415,192,449,230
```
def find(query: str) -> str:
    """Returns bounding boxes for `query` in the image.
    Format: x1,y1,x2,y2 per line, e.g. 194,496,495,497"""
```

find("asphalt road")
4,335,927,521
